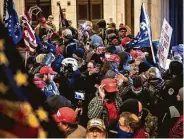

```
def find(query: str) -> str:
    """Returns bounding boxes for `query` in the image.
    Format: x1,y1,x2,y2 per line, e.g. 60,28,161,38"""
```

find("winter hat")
97,19,106,28
169,60,183,75
90,34,103,47
73,48,85,58
119,27,127,32
139,61,152,74
120,99,139,116
46,95,71,114
132,75,143,88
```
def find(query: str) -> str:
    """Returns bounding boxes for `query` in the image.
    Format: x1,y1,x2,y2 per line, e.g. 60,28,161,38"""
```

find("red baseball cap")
108,54,121,64
101,78,119,93
52,107,77,124
39,66,57,75
39,17,46,24
121,37,131,47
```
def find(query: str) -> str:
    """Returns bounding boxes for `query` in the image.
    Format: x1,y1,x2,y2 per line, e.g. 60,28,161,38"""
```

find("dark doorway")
77,0,103,26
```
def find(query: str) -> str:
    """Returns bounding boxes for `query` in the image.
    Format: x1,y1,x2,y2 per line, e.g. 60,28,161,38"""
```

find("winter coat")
66,125,86,138
88,94,122,128
42,81,60,97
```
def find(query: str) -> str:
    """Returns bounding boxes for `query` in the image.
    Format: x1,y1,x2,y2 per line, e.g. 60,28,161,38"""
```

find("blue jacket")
42,81,60,97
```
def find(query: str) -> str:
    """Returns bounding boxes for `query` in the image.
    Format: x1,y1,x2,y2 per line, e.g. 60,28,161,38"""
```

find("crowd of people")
18,14,183,138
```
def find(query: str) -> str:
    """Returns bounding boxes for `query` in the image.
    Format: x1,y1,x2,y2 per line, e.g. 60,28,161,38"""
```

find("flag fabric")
3,0,22,45
58,3,69,30
128,3,152,49
0,21,59,138
21,10,37,52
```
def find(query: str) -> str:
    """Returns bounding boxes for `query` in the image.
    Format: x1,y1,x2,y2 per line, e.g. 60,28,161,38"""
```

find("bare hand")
98,84,106,101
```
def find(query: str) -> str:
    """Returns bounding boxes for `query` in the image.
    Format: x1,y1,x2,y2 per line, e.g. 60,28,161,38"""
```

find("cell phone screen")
75,92,85,100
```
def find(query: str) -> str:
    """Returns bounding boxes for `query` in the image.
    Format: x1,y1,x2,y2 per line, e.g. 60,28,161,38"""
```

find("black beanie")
139,61,152,74
169,61,183,75
120,99,139,116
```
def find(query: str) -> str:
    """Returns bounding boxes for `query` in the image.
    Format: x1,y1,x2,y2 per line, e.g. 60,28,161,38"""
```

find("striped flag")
21,10,37,52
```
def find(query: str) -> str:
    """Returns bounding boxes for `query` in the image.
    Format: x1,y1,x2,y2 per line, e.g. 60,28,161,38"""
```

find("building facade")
0,0,183,44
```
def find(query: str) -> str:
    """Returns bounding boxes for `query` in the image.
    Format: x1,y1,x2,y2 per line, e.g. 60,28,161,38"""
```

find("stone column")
103,0,117,24
116,0,125,27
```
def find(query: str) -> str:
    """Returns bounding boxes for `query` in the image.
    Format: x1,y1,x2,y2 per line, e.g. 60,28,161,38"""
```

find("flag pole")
143,3,156,64
149,33,156,64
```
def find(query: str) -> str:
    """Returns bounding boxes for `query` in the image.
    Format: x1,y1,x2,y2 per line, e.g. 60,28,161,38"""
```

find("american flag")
21,10,37,52
3,0,22,45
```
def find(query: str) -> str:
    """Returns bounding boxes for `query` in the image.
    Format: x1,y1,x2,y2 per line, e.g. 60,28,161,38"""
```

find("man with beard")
39,66,60,97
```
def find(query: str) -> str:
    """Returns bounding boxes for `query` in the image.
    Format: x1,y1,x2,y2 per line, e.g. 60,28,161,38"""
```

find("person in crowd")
86,118,107,138
35,17,52,39
76,61,101,126
45,95,72,115
39,66,60,97
118,27,127,40
122,75,151,108
158,87,183,137
120,99,158,138
62,28,77,58
116,112,141,138
46,15,56,32
88,78,122,128
119,23,125,29
143,67,164,109
52,107,86,138
108,22,119,36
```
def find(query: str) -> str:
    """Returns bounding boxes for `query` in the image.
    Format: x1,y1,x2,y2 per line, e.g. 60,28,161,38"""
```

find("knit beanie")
120,99,139,116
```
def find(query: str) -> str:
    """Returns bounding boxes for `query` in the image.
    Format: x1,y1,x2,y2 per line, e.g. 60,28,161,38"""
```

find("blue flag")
129,3,152,49
3,0,22,45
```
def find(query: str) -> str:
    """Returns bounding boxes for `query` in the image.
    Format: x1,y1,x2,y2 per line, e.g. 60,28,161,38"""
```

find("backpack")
169,115,184,138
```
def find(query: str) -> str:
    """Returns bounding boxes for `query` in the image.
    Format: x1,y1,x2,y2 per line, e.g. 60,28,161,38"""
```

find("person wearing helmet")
143,67,164,107
62,28,77,58
58,58,81,102
39,66,60,97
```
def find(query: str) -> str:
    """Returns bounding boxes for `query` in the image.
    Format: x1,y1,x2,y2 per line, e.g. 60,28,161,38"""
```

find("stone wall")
51,0,77,30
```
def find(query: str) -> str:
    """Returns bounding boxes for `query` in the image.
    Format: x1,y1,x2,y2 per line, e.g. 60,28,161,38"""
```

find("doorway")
77,0,103,26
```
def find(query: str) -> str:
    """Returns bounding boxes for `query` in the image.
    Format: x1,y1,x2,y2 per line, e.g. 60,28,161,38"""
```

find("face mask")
116,125,134,138
131,86,143,95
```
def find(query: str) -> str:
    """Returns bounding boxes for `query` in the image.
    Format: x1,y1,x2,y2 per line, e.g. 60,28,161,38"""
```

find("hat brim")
52,114,61,123
104,87,119,93
87,125,105,132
